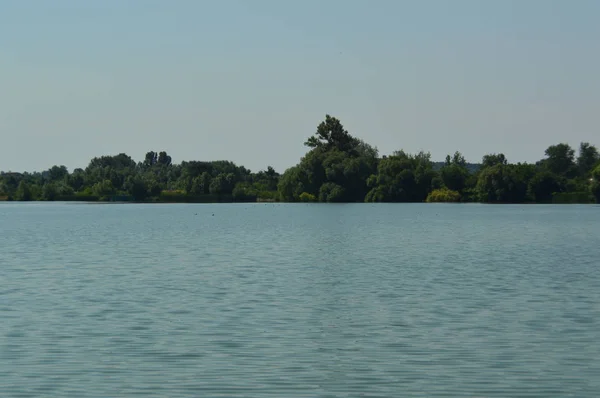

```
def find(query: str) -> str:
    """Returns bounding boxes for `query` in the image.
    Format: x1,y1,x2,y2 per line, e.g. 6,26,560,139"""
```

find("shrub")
426,188,461,203
299,192,317,202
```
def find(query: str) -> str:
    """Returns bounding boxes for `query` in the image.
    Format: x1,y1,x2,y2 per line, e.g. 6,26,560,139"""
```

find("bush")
426,188,461,203
299,192,317,202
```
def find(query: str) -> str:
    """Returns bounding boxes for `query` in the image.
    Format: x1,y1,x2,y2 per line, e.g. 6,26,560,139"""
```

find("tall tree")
476,163,532,203
144,151,158,168
304,115,358,153
209,173,235,196
190,172,212,195
481,153,507,170
47,165,69,182
577,142,599,177
542,143,576,177
41,183,58,201
68,169,85,191
15,181,32,201
158,151,172,166
591,164,600,203
440,151,469,192
528,170,563,202
92,180,116,197
365,150,433,202
124,176,148,201
278,166,305,201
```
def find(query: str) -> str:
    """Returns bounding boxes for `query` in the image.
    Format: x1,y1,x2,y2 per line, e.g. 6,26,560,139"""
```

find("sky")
1,0,599,173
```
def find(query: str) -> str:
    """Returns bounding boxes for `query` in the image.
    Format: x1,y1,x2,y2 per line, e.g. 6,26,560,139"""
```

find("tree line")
0,151,279,203
1,115,599,203
279,116,599,204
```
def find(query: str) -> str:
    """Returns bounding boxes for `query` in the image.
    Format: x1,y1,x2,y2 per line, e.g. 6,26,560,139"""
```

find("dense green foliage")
1,115,599,203
591,164,600,203
278,115,598,204
0,150,280,203
426,188,461,203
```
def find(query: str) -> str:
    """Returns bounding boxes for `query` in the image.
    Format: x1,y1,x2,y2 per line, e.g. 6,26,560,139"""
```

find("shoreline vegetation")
1,115,599,204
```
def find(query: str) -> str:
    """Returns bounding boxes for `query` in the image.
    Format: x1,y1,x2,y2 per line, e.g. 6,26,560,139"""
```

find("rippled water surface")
1,202,599,397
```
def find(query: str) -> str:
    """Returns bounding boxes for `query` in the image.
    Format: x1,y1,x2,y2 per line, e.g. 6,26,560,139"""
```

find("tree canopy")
1,115,598,204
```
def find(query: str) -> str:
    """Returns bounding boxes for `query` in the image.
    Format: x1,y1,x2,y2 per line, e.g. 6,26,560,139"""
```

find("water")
1,202,599,397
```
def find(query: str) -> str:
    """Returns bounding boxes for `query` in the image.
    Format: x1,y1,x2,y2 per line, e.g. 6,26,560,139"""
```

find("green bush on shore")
426,188,461,203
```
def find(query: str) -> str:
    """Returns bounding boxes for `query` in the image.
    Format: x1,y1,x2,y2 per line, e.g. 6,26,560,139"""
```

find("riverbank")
0,191,595,204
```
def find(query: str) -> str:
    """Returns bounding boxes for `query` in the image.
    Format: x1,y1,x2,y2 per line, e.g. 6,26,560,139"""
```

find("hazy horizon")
2,0,599,173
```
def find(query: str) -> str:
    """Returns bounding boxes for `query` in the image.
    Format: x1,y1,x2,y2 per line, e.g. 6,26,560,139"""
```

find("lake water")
1,202,599,397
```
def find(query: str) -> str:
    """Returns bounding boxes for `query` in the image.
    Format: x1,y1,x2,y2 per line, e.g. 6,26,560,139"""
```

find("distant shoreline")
1,116,599,205
0,197,594,205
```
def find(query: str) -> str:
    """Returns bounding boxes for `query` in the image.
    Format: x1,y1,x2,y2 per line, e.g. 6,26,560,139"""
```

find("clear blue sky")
1,0,598,173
